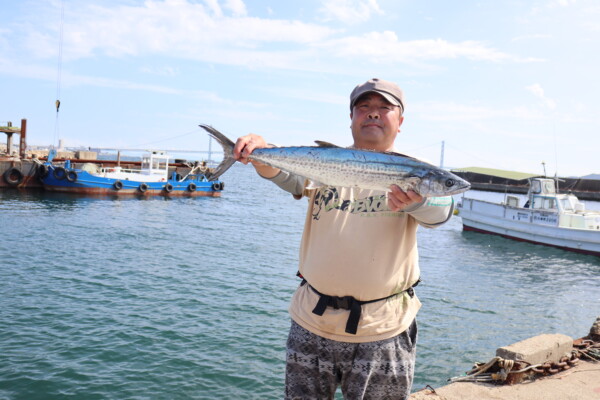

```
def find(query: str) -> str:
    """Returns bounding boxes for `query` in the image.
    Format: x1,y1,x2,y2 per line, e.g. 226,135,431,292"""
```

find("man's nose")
367,108,380,119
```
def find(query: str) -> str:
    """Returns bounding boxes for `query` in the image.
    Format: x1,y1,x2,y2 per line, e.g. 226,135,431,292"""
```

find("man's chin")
354,138,389,151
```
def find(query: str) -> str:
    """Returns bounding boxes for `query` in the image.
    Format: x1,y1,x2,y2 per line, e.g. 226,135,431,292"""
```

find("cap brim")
351,90,402,109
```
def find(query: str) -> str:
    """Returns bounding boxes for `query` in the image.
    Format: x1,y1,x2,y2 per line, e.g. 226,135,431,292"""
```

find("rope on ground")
449,357,513,383
447,355,581,384
448,334,599,385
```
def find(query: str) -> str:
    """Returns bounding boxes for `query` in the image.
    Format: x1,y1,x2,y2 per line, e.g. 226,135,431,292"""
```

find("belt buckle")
333,296,353,310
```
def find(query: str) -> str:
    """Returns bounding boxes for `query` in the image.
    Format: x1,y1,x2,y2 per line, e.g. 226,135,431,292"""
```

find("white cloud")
319,32,540,63
318,0,383,24
413,101,505,122
526,83,557,110
5,0,538,74
203,0,223,17
224,0,247,16
411,101,548,124
14,0,335,68
550,0,577,7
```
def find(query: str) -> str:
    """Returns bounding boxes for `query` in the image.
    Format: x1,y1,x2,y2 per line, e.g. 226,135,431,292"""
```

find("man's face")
350,93,403,152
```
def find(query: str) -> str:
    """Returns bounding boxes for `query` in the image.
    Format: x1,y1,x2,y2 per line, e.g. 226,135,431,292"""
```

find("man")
233,78,453,399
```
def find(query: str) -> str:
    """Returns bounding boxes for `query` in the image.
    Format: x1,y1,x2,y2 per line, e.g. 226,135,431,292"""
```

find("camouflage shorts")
285,319,417,400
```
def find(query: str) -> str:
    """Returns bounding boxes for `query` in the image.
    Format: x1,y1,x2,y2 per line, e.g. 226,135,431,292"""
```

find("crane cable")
53,0,65,148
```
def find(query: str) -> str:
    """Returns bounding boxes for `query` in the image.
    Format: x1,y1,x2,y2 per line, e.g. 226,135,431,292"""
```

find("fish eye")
445,179,455,188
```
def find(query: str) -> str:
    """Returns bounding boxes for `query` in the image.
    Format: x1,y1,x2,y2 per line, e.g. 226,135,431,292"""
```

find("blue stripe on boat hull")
41,165,223,197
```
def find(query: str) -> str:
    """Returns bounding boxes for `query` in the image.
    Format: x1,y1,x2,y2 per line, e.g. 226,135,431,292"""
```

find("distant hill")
582,174,600,180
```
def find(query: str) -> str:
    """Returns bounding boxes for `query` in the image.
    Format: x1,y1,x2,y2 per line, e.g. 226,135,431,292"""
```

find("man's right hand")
233,134,280,178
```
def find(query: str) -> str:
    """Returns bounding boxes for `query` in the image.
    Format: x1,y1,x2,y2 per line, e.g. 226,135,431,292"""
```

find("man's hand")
233,134,280,178
233,134,268,164
388,185,423,212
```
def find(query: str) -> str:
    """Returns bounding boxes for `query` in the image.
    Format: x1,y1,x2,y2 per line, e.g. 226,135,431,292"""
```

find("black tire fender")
53,167,67,180
113,180,123,190
164,183,173,193
66,170,78,182
3,168,24,186
138,183,148,193
37,164,49,179
187,182,197,192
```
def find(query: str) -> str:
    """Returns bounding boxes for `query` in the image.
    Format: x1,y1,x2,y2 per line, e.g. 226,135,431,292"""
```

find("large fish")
200,124,470,197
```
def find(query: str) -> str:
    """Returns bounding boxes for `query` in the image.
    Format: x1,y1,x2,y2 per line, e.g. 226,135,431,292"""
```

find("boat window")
531,180,541,194
542,197,557,209
560,198,574,211
532,196,557,209
543,180,556,194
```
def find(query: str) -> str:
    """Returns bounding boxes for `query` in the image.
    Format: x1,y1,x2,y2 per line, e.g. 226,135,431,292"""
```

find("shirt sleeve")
263,170,306,198
404,196,455,228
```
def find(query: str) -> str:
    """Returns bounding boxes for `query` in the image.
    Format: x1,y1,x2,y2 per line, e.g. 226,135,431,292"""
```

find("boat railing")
99,167,167,179
176,173,209,182
100,166,142,174
179,164,210,182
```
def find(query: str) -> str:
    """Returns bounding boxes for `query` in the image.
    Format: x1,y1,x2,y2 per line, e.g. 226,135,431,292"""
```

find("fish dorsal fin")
314,140,340,148
384,150,417,160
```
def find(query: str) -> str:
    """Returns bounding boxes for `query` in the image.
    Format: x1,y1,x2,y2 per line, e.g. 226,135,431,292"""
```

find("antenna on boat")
440,140,445,169
542,161,547,177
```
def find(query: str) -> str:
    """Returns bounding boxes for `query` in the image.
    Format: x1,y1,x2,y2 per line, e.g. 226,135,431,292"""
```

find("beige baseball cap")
350,78,405,114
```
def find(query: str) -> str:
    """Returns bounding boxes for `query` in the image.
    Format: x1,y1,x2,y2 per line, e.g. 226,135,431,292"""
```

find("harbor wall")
0,159,43,189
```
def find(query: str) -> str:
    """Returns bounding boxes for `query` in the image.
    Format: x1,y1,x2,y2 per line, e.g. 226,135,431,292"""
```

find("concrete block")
75,150,97,160
496,334,573,365
56,151,75,159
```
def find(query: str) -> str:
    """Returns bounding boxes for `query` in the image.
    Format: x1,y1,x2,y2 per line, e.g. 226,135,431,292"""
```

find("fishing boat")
457,178,600,256
38,150,224,197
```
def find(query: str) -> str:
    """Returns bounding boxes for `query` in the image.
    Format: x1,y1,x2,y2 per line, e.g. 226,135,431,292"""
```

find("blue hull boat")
39,151,224,197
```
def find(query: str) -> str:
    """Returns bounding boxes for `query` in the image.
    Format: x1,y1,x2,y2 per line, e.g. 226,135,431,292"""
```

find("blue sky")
1,0,599,176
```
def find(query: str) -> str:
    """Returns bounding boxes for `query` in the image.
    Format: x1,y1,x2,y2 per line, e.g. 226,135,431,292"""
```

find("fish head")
417,169,471,197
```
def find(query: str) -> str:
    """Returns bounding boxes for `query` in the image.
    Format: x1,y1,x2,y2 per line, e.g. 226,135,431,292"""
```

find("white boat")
457,178,600,257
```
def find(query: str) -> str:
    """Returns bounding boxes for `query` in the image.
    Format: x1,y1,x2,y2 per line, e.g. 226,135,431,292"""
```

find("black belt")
298,273,420,335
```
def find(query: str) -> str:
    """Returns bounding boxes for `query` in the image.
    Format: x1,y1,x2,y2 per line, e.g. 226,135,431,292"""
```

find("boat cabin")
141,151,169,179
525,178,586,214
99,151,170,182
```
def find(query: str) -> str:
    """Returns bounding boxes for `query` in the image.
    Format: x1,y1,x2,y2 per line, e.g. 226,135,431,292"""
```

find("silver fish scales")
201,124,470,197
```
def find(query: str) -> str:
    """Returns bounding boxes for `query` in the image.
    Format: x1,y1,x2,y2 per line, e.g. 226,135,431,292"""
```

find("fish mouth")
453,181,471,194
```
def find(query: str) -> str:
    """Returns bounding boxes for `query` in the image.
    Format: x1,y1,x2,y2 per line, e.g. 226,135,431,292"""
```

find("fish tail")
199,124,236,181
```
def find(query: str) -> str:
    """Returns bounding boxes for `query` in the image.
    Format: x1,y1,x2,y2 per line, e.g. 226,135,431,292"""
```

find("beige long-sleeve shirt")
269,171,453,343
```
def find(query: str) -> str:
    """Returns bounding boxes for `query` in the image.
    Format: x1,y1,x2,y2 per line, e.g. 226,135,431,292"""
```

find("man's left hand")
388,185,423,212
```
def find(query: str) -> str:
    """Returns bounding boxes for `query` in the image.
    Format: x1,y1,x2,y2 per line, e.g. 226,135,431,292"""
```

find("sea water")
1,164,599,399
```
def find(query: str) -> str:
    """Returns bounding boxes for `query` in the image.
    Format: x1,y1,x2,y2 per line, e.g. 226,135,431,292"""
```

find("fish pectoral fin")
393,177,421,192
314,140,341,148
306,179,326,189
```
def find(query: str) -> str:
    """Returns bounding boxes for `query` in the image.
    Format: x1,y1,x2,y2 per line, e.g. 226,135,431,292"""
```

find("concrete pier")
410,360,599,400
410,320,600,400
